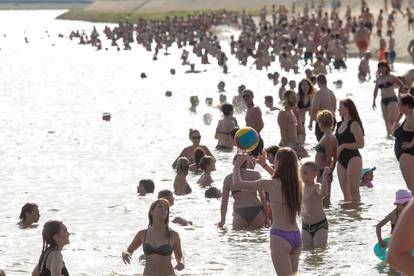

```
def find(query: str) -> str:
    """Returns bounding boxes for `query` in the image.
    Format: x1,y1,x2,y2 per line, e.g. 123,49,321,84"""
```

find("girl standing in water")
122,199,185,275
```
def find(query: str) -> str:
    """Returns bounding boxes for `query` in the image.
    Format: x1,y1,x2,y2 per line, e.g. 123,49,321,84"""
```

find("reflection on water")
0,9,410,276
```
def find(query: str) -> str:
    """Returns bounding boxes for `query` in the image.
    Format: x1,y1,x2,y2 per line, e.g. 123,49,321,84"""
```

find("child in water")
376,189,412,248
301,162,330,248
197,156,215,187
360,167,376,188
174,157,192,195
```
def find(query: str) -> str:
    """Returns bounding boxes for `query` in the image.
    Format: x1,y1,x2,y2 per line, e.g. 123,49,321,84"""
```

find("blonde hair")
317,109,334,129
176,157,189,175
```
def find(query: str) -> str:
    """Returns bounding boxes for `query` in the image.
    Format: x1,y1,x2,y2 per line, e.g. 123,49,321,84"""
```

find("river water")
0,10,411,276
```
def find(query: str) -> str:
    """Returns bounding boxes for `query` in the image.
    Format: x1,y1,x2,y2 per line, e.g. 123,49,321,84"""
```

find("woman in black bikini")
394,95,414,192
122,199,185,275
336,99,365,202
32,220,70,276
218,155,267,230
297,79,315,144
372,61,406,137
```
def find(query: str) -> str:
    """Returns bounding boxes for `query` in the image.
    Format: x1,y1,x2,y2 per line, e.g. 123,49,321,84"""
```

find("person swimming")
137,179,155,196
18,203,40,229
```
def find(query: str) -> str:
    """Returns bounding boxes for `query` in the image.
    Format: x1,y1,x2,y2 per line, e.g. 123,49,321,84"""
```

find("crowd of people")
5,0,414,276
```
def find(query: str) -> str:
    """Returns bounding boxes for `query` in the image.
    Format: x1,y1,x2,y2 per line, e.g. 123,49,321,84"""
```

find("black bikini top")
336,120,357,146
394,120,414,143
143,230,173,257
40,249,69,276
315,144,326,154
378,79,394,89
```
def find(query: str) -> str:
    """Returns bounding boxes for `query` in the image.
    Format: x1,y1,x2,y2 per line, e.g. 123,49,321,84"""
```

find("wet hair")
148,199,170,237
400,95,414,109
205,187,221,198
266,145,280,157
317,109,334,129
243,89,254,98
316,74,327,85
221,103,233,116
339,98,365,135
194,147,206,170
272,148,303,223
199,156,214,171
139,179,155,193
283,90,296,100
158,189,173,199
36,220,65,271
189,128,200,139
298,78,315,99
302,161,318,172
265,96,273,103
19,203,38,221
176,157,189,175
378,60,391,74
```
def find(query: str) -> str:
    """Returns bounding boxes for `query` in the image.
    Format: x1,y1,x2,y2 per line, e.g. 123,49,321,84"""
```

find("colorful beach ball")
234,127,259,152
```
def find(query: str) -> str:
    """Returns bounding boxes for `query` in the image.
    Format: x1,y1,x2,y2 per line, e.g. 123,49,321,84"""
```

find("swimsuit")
143,230,173,256
270,229,301,251
378,79,394,89
40,250,69,276
335,120,361,169
231,190,264,225
298,99,311,109
357,40,368,51
381,96,398,106
394,120,414,161
302,218,329,237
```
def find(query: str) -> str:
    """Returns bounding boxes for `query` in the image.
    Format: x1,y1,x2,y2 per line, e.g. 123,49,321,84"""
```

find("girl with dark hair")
32,220,70,276
122,199,184,275
394,95,414,192
232,148,303,275
297,79,315,139
172,129,214,171
373,61,406,136
18,203,40,229
336,98,365,202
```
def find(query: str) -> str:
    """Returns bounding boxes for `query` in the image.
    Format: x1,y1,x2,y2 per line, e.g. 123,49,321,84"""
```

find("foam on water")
0,10,411,276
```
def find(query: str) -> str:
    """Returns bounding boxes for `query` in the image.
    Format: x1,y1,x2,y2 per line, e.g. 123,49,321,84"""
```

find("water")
0,10,411,276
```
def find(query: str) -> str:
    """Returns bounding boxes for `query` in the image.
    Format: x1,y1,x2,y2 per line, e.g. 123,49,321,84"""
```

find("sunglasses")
192,136,201,139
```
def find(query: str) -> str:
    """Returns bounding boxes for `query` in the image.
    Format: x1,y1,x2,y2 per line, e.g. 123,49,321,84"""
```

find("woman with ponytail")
121,199,185,275
232,148,303,276
32,220,70,276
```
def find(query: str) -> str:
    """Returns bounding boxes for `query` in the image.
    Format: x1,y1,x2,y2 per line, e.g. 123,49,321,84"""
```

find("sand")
58,0,414,64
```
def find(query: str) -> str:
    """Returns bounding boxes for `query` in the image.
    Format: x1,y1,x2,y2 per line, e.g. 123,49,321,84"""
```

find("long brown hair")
272,148,303,222
340,98,365,135
148,199,170,237
36,220,64,271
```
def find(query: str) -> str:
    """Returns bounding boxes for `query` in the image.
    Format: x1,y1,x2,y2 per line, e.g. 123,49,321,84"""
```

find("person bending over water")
32,220,70,276
197,156,215,187
373,61,406,137
388,200,414,274
336,99,365,202
172,129,214,170
315,110,337,208
219,155,267,230
232,148,303,276
18,203,40,229
122,199,185,275
393,95,414,193
158,190,192,226
174,157,192,195
301,163,330,249
215,103,238,150
376,189,411,248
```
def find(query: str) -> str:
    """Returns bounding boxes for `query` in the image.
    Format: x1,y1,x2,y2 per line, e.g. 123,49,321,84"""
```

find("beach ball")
234,127,259,152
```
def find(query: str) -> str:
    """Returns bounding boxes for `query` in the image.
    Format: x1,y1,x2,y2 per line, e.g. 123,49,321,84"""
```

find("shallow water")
0,10,411,276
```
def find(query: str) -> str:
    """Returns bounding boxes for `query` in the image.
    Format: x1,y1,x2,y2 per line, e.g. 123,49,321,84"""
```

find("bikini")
378,79,398,106
143,230,173,256
231,190,264,225
298,98,311,109
40,250,69,276
270,229,301,251
335,120,361,169
216,131,233,150
394,120,414,161
302,218,329,237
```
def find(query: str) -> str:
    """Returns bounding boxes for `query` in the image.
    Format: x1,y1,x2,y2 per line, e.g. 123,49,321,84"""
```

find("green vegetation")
57,8,260,23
